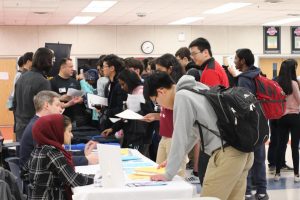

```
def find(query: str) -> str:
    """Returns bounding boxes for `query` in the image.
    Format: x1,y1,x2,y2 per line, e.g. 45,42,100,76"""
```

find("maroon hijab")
32,114,73,168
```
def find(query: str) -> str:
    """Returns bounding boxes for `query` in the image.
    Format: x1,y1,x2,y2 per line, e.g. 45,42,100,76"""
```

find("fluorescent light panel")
69,16,95,24
82,1,117,13
169,17,204,25
204,2,252,14
263,18,300,25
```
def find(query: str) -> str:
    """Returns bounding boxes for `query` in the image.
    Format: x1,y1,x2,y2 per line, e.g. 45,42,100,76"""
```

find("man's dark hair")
32,47,54,72
143,71,174,99
96,55,106,68
103,54,125,74
23,52,33,63
155,53,184,83
149,58,156,71
235,48,255,67
59,58,72,68
17,56,24,68
142,57,153,69
175,47,191,61
124,57,144,75
118,69,142,93
189,37,212,57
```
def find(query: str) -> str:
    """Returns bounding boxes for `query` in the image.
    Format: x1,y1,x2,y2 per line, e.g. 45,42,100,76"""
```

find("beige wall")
0,25,299,64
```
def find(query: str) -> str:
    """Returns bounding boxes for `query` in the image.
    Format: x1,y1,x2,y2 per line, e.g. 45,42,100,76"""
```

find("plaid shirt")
23,145,93,200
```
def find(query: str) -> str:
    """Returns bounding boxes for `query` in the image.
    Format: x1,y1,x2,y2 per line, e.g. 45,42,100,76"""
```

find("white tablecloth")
73,149,194,200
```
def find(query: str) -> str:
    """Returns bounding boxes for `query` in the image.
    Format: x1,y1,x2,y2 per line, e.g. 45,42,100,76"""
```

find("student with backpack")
274,59,300,183
233,48,269,200
147,72,254,200
189,37,230,185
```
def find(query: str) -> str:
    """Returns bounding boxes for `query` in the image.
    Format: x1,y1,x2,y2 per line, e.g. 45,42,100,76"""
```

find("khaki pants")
201,146,254,200
156,136,187,177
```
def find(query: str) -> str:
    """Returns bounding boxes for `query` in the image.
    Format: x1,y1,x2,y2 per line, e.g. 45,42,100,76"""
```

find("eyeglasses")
190,51,201,57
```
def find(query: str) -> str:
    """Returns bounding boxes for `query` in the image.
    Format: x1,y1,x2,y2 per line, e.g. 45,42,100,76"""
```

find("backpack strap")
180,87,225,151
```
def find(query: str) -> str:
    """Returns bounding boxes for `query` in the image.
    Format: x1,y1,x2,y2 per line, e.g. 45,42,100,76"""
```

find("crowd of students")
6,36,300,200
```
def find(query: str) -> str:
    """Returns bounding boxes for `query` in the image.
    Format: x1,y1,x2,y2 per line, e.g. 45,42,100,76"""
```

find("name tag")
59,87,67,93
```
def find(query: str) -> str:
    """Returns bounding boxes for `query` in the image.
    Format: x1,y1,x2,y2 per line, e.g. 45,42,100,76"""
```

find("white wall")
0,25,298,62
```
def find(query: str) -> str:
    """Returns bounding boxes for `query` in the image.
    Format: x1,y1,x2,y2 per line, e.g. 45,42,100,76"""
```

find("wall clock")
141,41,154,54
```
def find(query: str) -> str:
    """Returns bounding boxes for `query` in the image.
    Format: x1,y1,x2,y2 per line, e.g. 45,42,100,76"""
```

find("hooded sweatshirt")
237,66,261,95
165,75,223,180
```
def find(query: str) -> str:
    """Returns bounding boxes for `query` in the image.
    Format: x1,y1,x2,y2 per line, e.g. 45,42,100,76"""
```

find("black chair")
5,157,23,193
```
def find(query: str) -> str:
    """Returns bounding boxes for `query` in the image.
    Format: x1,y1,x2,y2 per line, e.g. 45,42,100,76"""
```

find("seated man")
20,90,98,168
145,72,253,200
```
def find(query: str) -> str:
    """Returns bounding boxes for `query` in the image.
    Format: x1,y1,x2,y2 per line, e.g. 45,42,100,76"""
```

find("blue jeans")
246,144,267,195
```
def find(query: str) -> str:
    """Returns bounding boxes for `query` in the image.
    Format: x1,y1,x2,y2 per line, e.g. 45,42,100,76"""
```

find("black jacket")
101,77,127,130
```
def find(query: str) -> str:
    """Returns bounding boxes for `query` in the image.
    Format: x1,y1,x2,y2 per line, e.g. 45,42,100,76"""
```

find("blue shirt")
20,115,39,168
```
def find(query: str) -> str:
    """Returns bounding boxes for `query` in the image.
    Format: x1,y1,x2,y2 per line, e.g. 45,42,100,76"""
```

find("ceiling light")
169,17,204,25
203,2,252,14
82,1,117,13
263,18,300,25
69,16,95,25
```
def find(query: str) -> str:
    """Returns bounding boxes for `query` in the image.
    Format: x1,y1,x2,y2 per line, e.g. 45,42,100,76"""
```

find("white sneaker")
274,173,280,181
295,175,300,183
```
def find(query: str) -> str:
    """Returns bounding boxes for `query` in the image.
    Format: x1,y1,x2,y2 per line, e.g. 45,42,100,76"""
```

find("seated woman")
22,114,93,200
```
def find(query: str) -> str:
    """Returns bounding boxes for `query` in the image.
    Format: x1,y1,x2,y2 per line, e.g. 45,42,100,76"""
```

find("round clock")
141,41,154,54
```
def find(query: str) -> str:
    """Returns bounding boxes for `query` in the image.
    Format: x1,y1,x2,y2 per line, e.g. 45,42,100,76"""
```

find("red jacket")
200,58,229,87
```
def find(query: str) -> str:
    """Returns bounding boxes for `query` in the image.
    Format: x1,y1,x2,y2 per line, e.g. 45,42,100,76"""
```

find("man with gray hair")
20,90,98,168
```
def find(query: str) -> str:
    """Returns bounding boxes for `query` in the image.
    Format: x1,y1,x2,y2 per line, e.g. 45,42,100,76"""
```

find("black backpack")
182,86,269,153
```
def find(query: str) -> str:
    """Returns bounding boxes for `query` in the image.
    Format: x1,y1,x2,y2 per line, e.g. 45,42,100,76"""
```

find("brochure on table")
97,144,125,188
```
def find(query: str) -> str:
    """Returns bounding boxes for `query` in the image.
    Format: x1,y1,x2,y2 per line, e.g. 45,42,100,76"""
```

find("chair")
5,157,23,193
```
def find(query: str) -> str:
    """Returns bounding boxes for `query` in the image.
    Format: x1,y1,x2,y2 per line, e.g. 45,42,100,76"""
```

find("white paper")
87,93,108,109
126,94,145,112
115,109,144,120
75,164,100,175
0,72,9,80
67,88,84,97
97,144,125,188
109,118,121,123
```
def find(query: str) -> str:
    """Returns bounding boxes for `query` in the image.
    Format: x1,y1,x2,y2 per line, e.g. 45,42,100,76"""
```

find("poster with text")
264,26,281,54
291,26,300,54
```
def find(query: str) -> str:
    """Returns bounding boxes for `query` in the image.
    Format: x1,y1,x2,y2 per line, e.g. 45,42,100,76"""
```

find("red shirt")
159,107,173,138
200,58,229,87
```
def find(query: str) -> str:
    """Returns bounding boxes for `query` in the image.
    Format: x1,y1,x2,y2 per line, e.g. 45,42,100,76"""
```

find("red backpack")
254,75,286,119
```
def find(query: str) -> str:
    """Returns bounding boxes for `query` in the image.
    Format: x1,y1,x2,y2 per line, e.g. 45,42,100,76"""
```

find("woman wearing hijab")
22,114,93,200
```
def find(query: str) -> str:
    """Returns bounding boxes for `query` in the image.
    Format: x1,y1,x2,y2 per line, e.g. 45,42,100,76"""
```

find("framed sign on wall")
263,26,281,54
291,26,300,54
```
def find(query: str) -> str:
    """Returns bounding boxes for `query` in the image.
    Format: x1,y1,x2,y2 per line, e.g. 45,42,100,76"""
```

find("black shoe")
255,193,269,200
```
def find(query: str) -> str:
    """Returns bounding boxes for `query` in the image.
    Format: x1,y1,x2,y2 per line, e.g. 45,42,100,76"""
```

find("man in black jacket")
100,54,127,132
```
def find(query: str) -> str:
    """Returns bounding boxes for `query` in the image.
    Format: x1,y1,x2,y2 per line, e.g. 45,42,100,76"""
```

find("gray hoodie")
165,75,223,180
